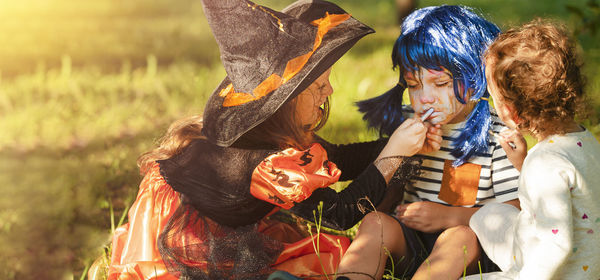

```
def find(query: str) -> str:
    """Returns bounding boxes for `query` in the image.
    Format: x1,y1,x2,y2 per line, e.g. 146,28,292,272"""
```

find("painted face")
485,58,518,129
295,68,333,127
404,67,471,125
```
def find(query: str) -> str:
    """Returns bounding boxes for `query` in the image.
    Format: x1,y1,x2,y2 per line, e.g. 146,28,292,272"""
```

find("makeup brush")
420,107,435,122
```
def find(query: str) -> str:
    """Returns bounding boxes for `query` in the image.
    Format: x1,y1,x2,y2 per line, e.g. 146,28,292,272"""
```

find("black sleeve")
289,163,386,231
314,136,388,181
290,157,422,230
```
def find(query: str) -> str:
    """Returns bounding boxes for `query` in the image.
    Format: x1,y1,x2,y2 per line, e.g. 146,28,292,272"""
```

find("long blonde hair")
137,97,330,174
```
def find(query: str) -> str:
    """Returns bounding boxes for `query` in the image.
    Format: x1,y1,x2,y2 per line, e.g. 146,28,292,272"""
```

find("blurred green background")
0,0,598,279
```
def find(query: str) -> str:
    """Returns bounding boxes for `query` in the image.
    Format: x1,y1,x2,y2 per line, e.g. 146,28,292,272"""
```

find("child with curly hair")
467,20,600,279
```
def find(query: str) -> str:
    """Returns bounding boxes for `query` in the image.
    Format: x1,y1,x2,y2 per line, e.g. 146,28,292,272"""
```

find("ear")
500,103,520,129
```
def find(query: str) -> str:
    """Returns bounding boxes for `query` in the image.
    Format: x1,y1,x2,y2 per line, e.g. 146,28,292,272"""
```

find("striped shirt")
403,106,520,207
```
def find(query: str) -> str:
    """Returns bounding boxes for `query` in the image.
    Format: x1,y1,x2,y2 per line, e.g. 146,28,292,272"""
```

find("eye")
404,79,419,88
435,81,450,87
406,83,420,89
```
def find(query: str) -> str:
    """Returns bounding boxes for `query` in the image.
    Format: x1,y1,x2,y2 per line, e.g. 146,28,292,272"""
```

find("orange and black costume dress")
93,0,409,278
100,138,417,279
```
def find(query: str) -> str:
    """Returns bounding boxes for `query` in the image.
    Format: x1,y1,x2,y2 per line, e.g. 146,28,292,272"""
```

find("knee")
358,212,398,233
438,226,483,270
357,212,404,246
439,225,478,247
358,212,382,231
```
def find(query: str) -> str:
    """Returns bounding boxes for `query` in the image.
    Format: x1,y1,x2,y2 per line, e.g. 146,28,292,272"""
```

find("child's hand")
498,129,527,171
395,201,450,233
380,118,428,158
418,123,442,154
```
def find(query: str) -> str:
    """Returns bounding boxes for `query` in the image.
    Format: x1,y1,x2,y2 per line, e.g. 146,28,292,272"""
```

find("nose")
322,81,333,98
419,88,435,104
420,96,435,105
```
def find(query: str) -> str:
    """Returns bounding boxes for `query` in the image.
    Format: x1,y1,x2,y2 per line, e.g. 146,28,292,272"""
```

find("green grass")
0,49,397,279
0,58,224,151
0,0,599,279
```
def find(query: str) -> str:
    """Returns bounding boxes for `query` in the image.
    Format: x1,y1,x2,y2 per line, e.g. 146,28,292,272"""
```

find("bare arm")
397,199,521,233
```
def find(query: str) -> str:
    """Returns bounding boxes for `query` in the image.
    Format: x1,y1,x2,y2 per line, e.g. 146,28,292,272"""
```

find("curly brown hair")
485,19,586,137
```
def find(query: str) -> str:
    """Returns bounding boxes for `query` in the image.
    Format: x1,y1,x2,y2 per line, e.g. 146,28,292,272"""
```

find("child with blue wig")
336,6,521,280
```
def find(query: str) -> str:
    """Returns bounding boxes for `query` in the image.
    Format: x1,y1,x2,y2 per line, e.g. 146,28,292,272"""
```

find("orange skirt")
89,164,350,280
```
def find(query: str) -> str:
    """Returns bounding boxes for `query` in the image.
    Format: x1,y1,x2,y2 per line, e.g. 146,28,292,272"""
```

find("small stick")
420,108,435,122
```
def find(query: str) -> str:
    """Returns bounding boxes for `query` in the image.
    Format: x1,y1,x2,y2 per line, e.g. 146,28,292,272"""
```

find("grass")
0,57,224,151
0,0,599,279
0,47,397,279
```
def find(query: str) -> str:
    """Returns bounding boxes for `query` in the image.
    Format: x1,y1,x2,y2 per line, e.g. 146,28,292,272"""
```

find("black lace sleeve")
314,136,388,181
290,163,384,230
290,158,421,231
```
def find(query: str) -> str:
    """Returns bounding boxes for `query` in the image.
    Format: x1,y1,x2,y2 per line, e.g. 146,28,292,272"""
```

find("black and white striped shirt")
404,107,520,207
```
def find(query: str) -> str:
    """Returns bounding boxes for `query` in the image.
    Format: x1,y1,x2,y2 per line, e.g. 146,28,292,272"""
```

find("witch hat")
200,0,374,147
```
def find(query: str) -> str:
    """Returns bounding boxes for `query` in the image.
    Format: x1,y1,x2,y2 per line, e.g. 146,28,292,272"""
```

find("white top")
403,106,520,207
468,128,600,279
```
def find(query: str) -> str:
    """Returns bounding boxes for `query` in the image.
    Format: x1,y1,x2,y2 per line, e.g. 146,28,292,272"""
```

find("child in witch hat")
89,0,440,279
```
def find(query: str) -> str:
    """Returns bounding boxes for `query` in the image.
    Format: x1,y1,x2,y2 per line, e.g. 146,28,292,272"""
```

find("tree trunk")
395,0,417,24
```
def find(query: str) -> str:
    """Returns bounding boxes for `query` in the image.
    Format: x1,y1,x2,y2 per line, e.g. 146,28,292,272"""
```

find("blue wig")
358,5,500,166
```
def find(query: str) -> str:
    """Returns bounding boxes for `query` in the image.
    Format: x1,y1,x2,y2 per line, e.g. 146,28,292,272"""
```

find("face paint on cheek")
409,94,419,111
407,91,423,114
437,90,469,124
429,100,450,124
431,111,454,124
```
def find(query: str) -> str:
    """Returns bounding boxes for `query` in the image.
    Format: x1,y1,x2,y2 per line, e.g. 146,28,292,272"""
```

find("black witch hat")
200,0,375,147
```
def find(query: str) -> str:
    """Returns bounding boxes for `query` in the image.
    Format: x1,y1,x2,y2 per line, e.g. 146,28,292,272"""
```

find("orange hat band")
219,13,351,107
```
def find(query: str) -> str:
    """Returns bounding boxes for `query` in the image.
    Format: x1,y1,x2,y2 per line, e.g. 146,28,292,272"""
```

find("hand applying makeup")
378,118,427,158
379,115,442,157
375,115,442,184
497,128,527,171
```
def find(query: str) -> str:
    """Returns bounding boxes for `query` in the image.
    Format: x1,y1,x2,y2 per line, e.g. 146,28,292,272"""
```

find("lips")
421,108,437,113
420,107,435,121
